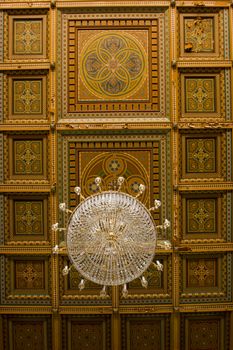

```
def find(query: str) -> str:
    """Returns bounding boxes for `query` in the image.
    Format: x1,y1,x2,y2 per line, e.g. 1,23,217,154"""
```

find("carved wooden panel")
66,20,155,112
6,135,48,182
62,315,111,350
60,133,171,238
0,3,232,350
0,256,51,305
180,131,225,181
8,15,47,60
121,314,170,350
181,193,226,242
2,315,52,350
180,312,230,350
4,195,49,244
180,72,222,119
180,253,231,303
179,13,219,58
8,74,47,119
59,8,169,121
3,10,49,62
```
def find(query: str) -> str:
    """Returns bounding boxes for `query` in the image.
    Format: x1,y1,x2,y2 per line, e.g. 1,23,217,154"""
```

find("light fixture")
53,176,171,297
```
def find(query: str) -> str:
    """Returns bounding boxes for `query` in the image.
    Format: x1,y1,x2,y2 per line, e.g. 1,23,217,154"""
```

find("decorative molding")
0,62,50,70
0,185,51,192
0,133,3,182
177,122,232,129
0,195,4,245
56,1,171,9
0,11,3,62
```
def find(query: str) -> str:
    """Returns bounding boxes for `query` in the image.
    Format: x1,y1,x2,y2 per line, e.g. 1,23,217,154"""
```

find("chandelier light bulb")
163,219,170,228
52,223,59,231
156,260,163,271
154,199,161,209
95,177,102,185
100,285,107,297
122,284,128,298
62,266,69,276
52,245,59,254
74,186,81,195
117,176,125,191
78,279,85,291
117,176,124,184
163,240,172,250
138,184,145,193
141,276,148,288
59,203,66,212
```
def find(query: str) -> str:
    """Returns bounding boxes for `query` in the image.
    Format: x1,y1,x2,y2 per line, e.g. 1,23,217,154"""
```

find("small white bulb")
117,176,125,185
52,223,59,231
100,286,107,297
62,266,69,276
163,219,170,229
95,177,102,185
139,184,145,193
154,199,161,209
164,241,172,250
78,279,85,291
52,245,59,254
122,284,128,298
141,276,148,288
156,260,163,271
74,186,81,195
59,203,66,211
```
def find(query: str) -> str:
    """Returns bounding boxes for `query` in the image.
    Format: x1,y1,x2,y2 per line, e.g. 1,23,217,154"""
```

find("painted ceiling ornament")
79,31,147,100
53,176,171,297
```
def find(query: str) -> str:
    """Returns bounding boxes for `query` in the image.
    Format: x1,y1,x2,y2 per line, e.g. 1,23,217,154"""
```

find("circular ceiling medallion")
66,191,156,286
80,32,147,100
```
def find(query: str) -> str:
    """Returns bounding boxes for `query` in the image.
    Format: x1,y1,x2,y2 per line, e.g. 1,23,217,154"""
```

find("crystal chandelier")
52,176,171,297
